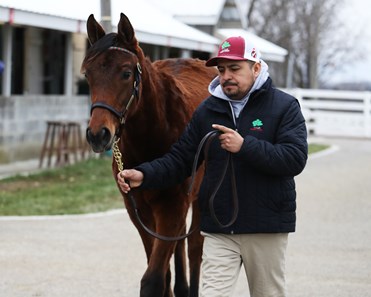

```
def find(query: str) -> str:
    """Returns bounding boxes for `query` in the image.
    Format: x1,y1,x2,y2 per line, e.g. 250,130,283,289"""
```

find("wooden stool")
39,121,85,168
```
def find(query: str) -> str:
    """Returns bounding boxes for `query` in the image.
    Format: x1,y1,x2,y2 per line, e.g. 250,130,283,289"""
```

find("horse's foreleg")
140,239,176,297
187,200,203,297
124,201,159,296
173,234,189,297
130,188,191,297
139,210,183,296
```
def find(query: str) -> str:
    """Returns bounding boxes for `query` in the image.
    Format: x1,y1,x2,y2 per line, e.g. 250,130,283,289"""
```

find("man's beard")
224,89,239,99
222,81,240,99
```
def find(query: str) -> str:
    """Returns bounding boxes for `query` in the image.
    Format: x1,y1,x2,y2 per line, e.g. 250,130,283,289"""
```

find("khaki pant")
200,232,288,297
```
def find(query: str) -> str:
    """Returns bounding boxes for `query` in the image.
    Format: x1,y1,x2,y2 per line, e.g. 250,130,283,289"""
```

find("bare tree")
245,0,258,27
244,0,360,88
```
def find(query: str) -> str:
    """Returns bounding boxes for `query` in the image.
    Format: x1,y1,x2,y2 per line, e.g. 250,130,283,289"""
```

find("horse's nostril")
100,127,111,143
86,127,92,142
86,127,112,152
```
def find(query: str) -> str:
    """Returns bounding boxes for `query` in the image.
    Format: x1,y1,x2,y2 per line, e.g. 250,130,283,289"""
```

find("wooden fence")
284,89,371,138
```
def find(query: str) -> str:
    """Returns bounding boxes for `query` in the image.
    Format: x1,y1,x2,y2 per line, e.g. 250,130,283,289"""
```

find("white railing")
284,88,371,138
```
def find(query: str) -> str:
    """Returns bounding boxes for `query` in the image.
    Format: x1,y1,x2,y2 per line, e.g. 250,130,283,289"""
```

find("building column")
161,47,169,59
24,27,43,94
152,45,160,61
180,49,191,58
2,24,12,96
64,33,73,96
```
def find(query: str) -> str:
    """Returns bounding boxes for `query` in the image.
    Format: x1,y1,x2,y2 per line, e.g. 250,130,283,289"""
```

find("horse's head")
81,13,143,153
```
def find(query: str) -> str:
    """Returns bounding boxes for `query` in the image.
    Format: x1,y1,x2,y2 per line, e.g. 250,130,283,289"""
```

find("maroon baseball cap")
206,36,261,67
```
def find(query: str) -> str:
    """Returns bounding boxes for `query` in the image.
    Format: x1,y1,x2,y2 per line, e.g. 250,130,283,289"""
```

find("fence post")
364,92,371,138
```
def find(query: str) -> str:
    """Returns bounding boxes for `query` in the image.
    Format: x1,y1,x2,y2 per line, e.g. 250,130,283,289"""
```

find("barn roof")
0,0,219,53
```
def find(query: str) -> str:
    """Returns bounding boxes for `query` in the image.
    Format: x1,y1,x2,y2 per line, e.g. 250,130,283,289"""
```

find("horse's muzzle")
86,127,113,153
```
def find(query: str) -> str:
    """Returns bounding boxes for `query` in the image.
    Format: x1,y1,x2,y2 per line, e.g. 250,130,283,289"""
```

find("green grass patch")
308,143,329,154
0,157,123,216
0,143,329,216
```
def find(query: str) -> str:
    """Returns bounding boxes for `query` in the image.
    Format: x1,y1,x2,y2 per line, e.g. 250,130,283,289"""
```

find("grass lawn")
0,143,329,216
0,157,123,216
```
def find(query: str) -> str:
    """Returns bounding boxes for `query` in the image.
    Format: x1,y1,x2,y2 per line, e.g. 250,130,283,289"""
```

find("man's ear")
253,63,261,78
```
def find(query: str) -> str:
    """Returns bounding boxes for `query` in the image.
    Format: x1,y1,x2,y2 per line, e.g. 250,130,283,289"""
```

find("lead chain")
112,137,124,172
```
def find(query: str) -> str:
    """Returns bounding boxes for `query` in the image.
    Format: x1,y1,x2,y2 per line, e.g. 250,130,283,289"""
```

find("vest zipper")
228,101,238,131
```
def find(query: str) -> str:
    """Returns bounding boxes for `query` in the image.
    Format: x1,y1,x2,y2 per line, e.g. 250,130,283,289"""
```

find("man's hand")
117,169,144,193
212,124,243,153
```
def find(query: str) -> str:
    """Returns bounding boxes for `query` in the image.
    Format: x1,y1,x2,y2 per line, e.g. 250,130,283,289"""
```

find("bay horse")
82,13,217,297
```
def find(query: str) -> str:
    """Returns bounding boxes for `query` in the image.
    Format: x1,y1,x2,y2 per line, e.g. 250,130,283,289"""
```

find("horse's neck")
141,61,190,129
121,61,188,164
141,66,169,125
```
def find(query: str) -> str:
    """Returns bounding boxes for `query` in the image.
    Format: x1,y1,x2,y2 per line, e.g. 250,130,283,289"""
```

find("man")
0,60,4,75
117,36,308,297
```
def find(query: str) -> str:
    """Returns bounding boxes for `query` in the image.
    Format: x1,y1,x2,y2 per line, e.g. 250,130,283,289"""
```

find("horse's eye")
122,71,131,80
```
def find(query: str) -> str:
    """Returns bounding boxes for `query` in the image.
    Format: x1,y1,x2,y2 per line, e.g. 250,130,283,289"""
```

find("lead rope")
188,130,239,229
112,137,195,241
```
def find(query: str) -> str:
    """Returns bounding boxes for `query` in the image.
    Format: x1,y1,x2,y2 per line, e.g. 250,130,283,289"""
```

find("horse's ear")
87,14,106,45
117,13,136,45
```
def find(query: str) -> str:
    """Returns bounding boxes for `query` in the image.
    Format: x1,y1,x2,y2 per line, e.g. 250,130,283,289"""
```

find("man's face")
217,59,261,100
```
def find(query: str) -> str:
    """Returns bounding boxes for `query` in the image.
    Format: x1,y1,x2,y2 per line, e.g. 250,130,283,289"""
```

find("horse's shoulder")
152,58,212,74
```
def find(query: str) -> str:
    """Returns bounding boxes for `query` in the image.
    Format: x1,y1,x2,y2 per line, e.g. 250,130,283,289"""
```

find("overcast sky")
329,0,371,83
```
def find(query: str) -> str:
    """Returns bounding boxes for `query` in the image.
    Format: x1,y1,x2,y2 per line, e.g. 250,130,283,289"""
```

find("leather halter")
90,46,142,131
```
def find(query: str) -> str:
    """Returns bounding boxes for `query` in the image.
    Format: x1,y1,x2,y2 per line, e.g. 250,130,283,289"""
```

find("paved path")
0,158,41,180
1,137,371,296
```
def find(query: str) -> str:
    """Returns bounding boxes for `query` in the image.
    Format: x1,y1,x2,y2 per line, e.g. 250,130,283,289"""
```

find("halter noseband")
90,46,142,129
